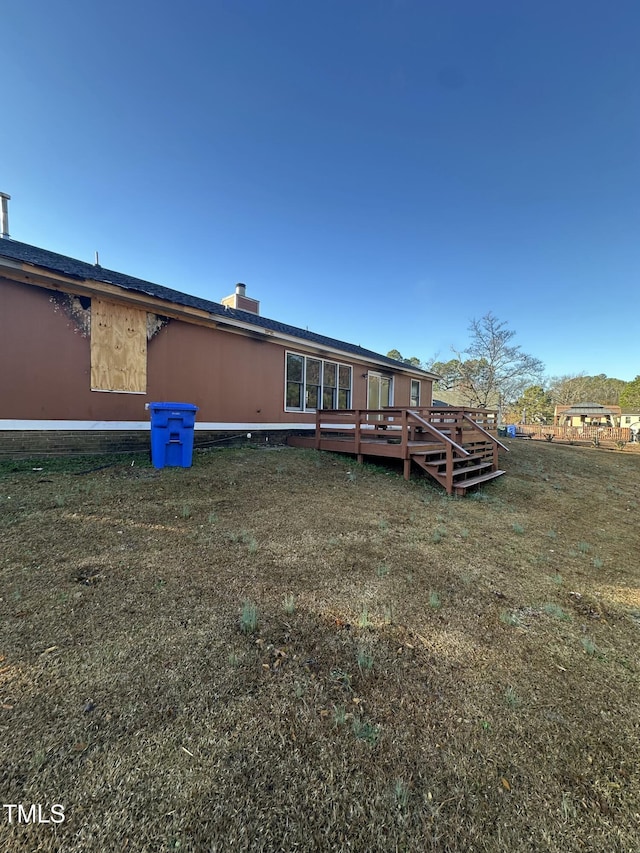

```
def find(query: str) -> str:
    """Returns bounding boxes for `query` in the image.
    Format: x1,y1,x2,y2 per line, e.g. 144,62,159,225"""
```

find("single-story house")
620,409,640,427
553,403,621,428
620,409,640,440
0,233,438,457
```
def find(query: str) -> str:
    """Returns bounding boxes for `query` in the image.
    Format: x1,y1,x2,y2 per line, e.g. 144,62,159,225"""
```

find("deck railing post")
401,409,409,459
456,410,464,447
445,442,453,495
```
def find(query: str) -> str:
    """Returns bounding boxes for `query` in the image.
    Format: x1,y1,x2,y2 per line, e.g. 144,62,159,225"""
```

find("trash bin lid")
148,402,199,411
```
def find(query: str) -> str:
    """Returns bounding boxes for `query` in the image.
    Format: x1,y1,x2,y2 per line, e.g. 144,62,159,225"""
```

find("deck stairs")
288,407,509,496
410,441,505,496
401,410,507,495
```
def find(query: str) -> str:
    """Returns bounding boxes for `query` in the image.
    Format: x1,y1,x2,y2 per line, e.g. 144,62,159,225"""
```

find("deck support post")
403,458,411,480
354,410,361,459
401,409,409,460
445,443,453,495
315,409,321,450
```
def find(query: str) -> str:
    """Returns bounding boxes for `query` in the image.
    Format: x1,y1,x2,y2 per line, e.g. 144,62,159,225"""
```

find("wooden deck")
288,407,509,496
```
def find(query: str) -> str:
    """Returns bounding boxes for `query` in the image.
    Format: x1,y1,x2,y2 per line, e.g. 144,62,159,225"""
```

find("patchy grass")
240,600,258,634
0,441,639,851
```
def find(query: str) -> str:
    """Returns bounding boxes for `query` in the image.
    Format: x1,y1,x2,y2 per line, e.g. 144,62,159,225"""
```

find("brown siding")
393,374,413,407
1,279,97,419
149,321,304,422
1,277,432,423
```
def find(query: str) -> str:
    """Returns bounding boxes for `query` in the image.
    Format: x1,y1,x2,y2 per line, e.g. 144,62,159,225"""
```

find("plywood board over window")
91,299,147,393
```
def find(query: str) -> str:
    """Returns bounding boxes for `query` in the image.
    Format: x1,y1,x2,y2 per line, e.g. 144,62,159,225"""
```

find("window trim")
285,350,353,413
410,379,421,408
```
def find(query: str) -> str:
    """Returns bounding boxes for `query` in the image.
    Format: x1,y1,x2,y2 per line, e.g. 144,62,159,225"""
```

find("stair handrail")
461,413,510,452
407,410,470,457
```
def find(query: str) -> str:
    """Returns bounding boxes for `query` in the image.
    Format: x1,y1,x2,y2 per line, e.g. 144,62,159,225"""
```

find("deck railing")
315,407,504,462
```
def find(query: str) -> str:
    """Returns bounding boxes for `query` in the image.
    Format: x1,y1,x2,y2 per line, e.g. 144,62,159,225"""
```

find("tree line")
388,312,639,422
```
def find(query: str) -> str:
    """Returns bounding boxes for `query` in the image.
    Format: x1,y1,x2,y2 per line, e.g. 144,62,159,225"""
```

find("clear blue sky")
4,0,639,381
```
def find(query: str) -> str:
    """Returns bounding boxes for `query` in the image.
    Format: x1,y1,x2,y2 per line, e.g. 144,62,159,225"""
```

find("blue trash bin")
506,424,517,438
148,402,199,469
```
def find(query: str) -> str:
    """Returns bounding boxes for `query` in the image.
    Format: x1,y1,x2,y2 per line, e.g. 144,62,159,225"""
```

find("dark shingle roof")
562,403,616,417
0,238,434,375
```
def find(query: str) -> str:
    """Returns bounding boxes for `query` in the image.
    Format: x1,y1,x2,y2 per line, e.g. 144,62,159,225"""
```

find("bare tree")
547,374,590,405
548,373,627,406
449,313,545,415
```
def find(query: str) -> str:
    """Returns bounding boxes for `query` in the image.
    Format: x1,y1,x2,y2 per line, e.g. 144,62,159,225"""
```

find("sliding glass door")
367,373,392,416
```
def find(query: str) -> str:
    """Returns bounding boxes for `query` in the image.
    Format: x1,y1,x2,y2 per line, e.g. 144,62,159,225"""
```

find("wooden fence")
523,425,633,442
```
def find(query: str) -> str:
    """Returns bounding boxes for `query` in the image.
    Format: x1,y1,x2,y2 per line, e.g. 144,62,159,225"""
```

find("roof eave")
0,254,438,378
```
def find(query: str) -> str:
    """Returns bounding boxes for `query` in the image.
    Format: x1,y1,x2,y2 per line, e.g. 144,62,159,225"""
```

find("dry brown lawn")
1,440,639,852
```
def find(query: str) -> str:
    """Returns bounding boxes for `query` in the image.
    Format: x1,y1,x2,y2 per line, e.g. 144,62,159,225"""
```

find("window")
338,365,351,409
410,379,420,407
285,352,352,411
322,361,337,409
305,358,321,409
286,353,304,409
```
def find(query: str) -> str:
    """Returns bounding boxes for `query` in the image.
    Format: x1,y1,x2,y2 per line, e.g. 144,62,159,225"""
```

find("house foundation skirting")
0,423,314,459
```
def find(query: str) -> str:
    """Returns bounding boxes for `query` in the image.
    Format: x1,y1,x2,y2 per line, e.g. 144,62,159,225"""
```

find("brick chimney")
221,283,260,315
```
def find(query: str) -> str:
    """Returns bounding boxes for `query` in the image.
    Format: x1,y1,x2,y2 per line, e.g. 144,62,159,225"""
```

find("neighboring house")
620,409,640,440
553,403,621,427
620,409,640,427
0,236,438,456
